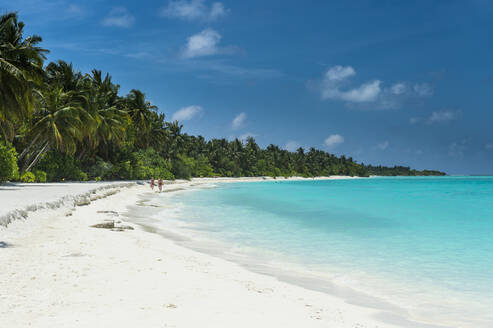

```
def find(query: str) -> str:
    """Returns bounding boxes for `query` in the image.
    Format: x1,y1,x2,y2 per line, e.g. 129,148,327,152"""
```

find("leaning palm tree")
22,87,88,172
0,12,48,142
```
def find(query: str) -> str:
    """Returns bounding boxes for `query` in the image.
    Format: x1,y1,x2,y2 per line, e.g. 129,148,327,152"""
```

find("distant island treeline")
0,12,445,183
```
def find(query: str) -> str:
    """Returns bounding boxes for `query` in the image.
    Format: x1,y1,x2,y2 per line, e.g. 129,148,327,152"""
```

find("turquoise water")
154,177,493,327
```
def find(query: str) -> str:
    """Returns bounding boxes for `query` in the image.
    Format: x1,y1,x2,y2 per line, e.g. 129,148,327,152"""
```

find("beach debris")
63,252,87,257
96,210,119,216
90,221,134,232
111,225,134,232
91,221,115,229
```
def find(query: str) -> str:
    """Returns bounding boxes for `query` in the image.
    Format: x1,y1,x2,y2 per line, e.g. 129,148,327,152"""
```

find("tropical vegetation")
0,12,445,183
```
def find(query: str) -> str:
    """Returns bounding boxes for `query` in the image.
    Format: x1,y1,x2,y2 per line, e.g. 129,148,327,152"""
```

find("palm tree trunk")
24,142,49,172
77,147,86,161
18,133,40,160
21,140,46,172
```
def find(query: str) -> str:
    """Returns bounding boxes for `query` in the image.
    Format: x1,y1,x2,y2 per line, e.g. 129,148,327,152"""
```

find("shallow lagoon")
152,177,493,327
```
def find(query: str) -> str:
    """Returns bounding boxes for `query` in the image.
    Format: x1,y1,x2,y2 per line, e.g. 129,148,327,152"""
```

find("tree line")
0,12,445,182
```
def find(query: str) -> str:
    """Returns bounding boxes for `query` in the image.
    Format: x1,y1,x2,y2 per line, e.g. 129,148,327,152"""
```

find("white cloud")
427,110,458,124
378,82,433,109
390,83,407,95
232,112,247,129
161,0,228,21
324,134,344,149
210,2,227,19
102,7,135,28
325,65,355,81
414,83,434,97
321,65,381,103
376,141,389,150
316,66,433,109
284,141,301,152
338,80,382,102
182,29,221,58
410,110,459,125
172,105,203,121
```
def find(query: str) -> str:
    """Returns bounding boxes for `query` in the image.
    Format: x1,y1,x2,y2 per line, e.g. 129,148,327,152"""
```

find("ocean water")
150,177,493,327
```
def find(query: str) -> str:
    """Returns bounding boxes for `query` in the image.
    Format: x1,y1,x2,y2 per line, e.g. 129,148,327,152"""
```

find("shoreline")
0,177,446,328
130,178,455,328
0,176,358,228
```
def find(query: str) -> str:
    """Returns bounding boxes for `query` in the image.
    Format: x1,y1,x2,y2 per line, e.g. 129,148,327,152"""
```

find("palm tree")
22,87,88,171
125,89,157,147
79,70,128,159
45,60,83,92
0,12,48,142
147,111,167,150
164,120,183,159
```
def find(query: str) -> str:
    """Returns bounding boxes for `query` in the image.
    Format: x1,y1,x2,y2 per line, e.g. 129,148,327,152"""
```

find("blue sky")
2,0,493,174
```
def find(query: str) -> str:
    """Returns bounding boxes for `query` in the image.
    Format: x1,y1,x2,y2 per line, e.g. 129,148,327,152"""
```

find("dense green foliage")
0,142,18,182
33,169,47,182
0,12,445,182
19,171,35,183
366,165,446,176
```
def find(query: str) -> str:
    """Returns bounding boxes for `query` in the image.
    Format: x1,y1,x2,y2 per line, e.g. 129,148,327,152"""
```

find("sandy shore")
0,177,404,328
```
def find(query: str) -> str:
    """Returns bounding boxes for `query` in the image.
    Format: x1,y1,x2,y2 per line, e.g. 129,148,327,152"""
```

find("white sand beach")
0,178,404,328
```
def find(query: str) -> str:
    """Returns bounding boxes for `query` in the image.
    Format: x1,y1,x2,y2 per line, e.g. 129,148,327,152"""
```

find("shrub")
36,151,87,181
33,170,47,183
0,143,19,182
172,155,194,180
133,148,162,166
132,149,174,180
132,159,153,180
80,171,88,181
20,171,35,183
110,160,133,180
86,158,113,180
153,166,174,180
193,155,215,177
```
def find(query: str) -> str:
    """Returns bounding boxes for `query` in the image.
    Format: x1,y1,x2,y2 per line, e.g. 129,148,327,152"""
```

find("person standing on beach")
158,178,163,192
150,177,155,191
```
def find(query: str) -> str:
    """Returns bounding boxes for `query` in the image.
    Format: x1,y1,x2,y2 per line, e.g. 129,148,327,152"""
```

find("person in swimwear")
150,177,155,191
158,178,163,192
